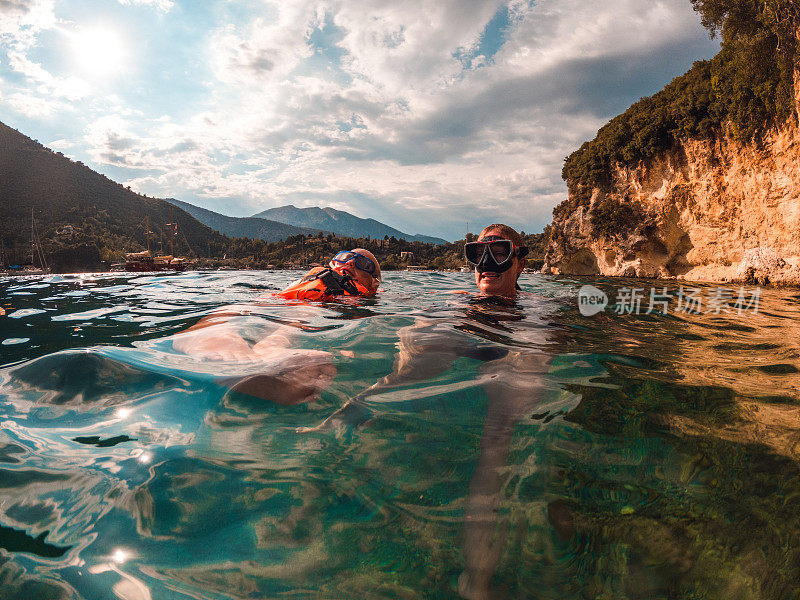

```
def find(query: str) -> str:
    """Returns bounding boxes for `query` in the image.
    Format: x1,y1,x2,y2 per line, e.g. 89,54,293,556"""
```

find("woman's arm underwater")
459,350,550,599
172,308,336,405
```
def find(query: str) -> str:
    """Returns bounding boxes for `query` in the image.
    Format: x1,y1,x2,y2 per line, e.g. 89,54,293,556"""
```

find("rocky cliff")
543,9,800,285
543,123,800,284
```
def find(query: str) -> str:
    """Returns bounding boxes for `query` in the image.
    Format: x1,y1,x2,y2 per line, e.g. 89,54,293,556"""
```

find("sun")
71,26,128,77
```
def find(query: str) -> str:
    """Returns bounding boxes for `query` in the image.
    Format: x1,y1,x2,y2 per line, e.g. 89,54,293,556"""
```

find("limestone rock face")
544,124,800,284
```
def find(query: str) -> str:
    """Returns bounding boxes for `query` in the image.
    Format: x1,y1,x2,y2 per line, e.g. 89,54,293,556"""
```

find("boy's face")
331,249,380,293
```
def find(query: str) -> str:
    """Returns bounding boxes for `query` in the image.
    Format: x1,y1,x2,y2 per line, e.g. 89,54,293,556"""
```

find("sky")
0,0,720,241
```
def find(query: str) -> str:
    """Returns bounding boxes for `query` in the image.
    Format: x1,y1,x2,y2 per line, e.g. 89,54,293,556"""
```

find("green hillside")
238,230,547,271
0,121,268,270
557,0,797,216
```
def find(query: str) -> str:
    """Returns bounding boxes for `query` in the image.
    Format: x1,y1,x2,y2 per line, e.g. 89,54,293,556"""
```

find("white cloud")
116,0,173,12
333,0,504,96
0,0,55,36
47,137,77,150
5,91,60,117
0,0,93,104
209,4,319,87
6,49,90,100
5,0,719,238
84,115,144,166
494,0,707,74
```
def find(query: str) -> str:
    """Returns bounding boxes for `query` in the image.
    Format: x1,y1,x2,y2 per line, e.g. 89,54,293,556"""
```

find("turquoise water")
1,271,800,599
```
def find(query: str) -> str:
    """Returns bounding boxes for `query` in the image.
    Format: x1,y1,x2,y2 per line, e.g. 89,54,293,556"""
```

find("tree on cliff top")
691,0,799,40
558,0,798,212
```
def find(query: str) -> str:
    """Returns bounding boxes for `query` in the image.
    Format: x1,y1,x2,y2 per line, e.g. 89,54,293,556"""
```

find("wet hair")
478,224,523,247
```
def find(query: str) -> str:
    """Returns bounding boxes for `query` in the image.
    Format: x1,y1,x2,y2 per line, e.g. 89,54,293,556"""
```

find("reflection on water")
1,271,800,598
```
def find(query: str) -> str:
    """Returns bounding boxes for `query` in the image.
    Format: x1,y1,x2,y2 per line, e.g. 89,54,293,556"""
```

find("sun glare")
72,27,128,77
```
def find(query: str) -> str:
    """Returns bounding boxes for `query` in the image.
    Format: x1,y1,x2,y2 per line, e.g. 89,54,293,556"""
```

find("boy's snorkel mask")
464,236,528,273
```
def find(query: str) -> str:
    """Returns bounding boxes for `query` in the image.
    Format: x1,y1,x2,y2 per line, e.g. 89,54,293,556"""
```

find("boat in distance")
124,250,187,272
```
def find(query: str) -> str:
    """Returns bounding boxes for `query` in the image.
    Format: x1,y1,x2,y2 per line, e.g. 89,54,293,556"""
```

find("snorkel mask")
464,236,528,274
329,250,378,275
329,249,381,295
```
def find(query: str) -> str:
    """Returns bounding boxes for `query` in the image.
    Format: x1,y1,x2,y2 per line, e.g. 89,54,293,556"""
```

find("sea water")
1,271,800,599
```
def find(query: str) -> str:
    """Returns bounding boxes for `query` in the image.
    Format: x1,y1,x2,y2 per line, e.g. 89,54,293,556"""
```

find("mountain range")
0,119,446,273
166,198,330,242
252,205,448,245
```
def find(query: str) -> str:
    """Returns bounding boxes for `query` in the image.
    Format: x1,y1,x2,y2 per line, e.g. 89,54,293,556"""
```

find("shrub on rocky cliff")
561,60,720,195
589,197,647,240
559,0,797,205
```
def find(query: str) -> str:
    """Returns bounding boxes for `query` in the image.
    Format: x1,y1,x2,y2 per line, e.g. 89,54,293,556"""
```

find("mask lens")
488,241,512,264
489,242,511,264
353,253,376,274
465,239,517,273
332,251,356,264
464,242,485,265
332,251,375,275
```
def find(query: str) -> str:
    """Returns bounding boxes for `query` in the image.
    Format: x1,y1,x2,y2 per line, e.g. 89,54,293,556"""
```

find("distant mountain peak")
165,199,331,242
250,205,447,245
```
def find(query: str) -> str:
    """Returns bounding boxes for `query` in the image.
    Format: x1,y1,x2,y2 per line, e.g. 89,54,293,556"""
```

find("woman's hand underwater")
173,322,337,405
236,345,337,405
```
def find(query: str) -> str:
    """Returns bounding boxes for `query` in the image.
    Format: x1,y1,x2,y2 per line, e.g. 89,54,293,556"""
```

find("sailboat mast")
146,215,150,253
30,207,47,271
37,228,48,272
170,207,174,257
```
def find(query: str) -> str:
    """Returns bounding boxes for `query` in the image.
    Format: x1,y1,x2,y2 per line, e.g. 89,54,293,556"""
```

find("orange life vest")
275,267,373,301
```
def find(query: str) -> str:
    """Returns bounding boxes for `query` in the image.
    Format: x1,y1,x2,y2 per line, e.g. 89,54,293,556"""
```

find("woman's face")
473,229,523,298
